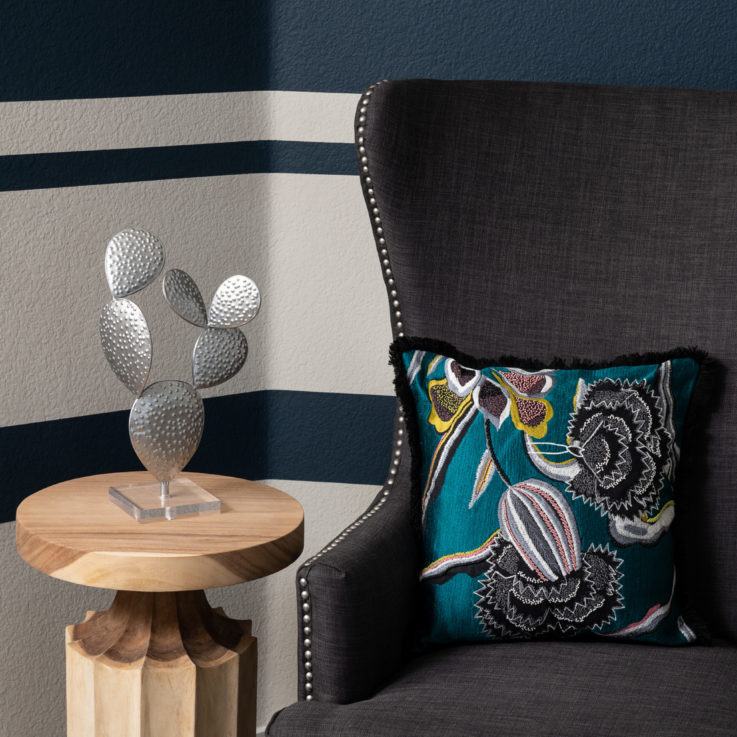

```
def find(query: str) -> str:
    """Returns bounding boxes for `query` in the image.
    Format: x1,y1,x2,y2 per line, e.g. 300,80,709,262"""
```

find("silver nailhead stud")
303,614,311,623
306,695,313,701
306,683,313,692
301,591,309,600
304,650,312,659
299,577,307,587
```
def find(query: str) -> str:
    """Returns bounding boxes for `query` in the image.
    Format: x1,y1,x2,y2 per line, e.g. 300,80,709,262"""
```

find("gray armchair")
268,80,737,736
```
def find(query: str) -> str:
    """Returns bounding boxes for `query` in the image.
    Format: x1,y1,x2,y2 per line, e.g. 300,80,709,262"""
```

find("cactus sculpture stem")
160,481,170,501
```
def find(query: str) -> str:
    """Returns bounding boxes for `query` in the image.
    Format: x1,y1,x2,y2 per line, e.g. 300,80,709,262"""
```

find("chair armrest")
295,456,418,704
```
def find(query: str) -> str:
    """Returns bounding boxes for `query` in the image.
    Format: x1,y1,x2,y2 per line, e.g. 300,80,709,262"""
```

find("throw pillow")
391,337,711,645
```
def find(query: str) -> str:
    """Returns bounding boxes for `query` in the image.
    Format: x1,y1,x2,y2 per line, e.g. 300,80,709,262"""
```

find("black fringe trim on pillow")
389,335,723,646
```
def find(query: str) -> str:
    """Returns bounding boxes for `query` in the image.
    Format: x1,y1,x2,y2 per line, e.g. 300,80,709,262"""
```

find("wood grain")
66,590,256,737
16,472,304,591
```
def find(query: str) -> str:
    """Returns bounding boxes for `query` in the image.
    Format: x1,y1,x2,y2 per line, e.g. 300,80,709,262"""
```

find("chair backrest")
358,79,737,641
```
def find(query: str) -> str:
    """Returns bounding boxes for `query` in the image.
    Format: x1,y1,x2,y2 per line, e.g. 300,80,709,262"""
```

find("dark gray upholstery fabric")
364,80,737,640
270,80,737,735
295,443,418,703
269,640,737,737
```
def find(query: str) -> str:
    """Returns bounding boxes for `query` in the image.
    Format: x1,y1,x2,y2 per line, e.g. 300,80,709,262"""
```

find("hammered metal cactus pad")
105,228,165,298
98,228,261,507
99,299,152,395
192,328,248,389
208,275,261,328
128,380,204,483
162,268,208,327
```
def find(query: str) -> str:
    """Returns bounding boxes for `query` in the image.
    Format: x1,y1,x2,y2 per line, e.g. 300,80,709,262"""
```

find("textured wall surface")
2,2,736,735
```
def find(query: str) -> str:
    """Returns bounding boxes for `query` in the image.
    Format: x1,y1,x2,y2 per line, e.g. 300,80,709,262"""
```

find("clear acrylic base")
109,477,221,521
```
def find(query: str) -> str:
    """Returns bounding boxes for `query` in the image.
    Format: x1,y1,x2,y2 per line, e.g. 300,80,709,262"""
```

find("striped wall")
0,85,397,733
3,2,736,735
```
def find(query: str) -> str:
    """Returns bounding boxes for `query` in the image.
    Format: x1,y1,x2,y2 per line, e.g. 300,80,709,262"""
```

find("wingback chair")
268,80,737,736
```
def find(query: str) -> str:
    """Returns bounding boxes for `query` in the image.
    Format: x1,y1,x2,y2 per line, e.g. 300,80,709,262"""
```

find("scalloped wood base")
65,590,256,737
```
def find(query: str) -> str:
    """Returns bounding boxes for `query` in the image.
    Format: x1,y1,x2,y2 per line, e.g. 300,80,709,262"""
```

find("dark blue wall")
2,1,735,101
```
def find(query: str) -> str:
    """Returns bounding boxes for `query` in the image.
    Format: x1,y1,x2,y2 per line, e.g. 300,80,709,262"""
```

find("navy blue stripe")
2,1,736,101
0,390,396,524
0,142,356,192
0,1,270,102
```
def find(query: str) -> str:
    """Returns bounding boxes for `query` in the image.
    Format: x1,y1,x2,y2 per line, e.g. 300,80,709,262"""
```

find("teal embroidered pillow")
391,338,711,646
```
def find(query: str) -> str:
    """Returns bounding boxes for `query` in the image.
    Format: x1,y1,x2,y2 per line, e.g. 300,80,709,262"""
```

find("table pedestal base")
65,590,256,737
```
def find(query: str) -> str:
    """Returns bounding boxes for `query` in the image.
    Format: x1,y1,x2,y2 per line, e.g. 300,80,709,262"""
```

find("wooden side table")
16,472,304,737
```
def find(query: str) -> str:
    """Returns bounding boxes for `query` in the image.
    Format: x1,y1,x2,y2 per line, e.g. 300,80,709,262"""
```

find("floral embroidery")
394,344,705,645
526,362,679,546
422,359,555,517
566,378,671,515
427,379,465,432
473,477,622,637
492,369,554,438
475,536,622,637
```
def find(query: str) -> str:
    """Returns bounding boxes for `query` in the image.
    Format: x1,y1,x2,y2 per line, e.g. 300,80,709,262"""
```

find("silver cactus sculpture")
99,228,260,519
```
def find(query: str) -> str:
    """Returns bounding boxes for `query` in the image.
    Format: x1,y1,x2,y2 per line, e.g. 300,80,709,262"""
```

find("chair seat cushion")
268,640,737,737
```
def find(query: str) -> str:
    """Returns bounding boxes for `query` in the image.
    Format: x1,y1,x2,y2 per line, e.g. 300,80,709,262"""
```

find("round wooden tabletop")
16,472,304,592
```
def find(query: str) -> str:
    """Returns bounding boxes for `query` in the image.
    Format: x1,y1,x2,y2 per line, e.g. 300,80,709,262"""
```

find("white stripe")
678,616,696,643
0,173,393,427
0,91,359,155
406,350,425,385
533,483,582,570
515,487,569,576
505,495,558,581
422,405,477,524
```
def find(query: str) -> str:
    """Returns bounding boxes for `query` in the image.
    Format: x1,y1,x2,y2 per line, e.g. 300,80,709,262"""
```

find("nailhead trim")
299,81,407,702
